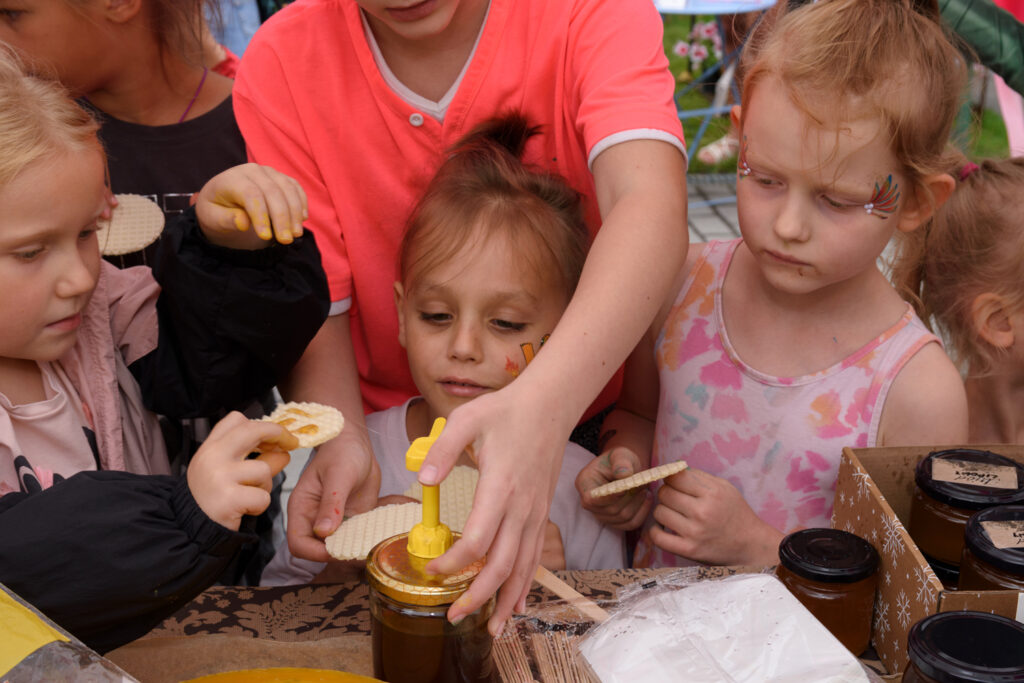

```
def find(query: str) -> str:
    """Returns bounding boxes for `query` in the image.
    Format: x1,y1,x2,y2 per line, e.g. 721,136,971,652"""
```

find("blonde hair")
890,158,1024,375
740,0,967,197
399,114,589,298
0,47,102,186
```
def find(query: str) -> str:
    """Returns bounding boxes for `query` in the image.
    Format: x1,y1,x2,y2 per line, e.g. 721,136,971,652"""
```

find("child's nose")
56,251,96,299
448,322,482,362
773,195,811,243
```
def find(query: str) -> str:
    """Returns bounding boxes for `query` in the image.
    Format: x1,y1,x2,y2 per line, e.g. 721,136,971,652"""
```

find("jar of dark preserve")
776,528,879,655
367,532,495,683
958,504,1024,591
909,449,1024,568
902,611,1024,682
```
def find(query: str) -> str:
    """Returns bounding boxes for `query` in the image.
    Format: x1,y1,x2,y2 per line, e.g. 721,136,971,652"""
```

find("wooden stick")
533,566,610,623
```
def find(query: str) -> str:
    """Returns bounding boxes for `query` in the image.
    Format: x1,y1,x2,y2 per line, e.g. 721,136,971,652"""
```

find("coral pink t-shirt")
634,240,939,568
234,0,685,413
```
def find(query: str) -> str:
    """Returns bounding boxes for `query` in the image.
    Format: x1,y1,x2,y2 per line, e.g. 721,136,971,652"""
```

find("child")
891,157,1024,444
262,115,626,585
578,0,970,569
235,0,688,630
0,0,245,267
0,51,330,653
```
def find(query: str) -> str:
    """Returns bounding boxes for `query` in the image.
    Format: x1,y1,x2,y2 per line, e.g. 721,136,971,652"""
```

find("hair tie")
958,162,980,181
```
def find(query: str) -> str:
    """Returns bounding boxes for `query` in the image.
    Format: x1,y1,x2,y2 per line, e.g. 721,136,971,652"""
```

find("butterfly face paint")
864,175,899,219
505,356,520,378
519,334,550,366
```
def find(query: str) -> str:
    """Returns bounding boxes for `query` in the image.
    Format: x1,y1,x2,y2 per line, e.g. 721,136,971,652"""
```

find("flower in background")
672,40,690,58
664,15,722,80
690,43,709,67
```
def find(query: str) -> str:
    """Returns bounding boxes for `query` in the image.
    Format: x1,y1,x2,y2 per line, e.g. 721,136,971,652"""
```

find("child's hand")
575,447,652,531
541,519,566,570
194,163,308,249
187,411,299,531
649,468,783,567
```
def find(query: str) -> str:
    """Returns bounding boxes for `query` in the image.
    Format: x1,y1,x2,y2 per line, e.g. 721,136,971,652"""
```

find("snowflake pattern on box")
895,590,913,628
881,513,905,560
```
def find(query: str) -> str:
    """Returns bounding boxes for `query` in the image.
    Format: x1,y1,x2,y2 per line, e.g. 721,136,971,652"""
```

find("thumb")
609,448,639,480
254,449,291,478
418,418,469,486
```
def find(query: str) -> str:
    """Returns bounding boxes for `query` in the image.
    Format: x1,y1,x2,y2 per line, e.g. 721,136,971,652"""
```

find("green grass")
965,106,1010,160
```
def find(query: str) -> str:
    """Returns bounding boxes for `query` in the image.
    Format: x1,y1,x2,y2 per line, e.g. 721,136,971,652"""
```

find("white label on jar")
981,520,1024,549
932,459,1019,489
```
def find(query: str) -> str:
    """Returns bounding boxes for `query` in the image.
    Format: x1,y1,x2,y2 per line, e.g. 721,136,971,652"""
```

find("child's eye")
14,247,43,262
822,195,853,210
492,319,526,332
0,8,24,22
419,311,451,325
79,227,98,241
753,175,778,187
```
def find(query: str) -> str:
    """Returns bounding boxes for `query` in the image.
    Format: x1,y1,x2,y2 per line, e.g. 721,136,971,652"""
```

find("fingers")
253,449,291,479
418,405,473,486
198,163,308,245
286,478,332,562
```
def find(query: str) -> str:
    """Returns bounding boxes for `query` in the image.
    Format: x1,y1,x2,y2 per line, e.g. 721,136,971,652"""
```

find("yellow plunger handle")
406,418,452,559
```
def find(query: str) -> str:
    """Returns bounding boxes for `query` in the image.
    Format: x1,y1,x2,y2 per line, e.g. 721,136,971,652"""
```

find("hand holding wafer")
187,411,299,531
576,449,674,531
195,163,308,249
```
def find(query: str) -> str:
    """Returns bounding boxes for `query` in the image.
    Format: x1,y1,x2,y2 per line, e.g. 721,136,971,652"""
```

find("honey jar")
367,532,494,683
366,417,495,683
902,611,1024,682
958,504,1024,592
909,449,1024,568
776,528,879,656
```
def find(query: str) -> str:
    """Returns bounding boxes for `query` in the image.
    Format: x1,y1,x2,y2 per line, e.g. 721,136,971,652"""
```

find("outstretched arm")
421,139,688,634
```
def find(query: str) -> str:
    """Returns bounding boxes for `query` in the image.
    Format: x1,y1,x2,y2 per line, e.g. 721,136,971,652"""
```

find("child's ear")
896,172,956,234
104,0,142,23
394,281,408,349
971,292,1015,349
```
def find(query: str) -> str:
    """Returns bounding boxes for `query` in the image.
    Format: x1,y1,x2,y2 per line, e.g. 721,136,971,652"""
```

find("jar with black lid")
902,611,1024,682
909,449,1024,569
776,528,879,655
958,504,1024,591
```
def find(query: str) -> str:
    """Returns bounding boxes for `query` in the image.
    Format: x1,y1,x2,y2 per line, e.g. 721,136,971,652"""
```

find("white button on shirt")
409,112,425,127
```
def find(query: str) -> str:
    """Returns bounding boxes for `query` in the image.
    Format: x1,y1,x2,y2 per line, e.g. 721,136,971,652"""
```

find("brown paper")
104,635,372,683
981,520,1024,549
931,458,1018,489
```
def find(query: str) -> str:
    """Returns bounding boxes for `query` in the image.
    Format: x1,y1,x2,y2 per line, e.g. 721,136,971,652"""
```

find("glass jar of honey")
776,528,879,656
909,449,1024,568
958,504,1024,592
902,611,1024,682
367,531,495,683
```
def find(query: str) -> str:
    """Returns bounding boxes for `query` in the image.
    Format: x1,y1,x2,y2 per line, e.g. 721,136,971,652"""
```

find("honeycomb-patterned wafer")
261,401,344,449
96,194,165,256
325,503,422,561
588,460,689,498
324,466,480,561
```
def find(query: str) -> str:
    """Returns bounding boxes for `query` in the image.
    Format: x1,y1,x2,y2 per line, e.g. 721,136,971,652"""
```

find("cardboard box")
833,445,1024,678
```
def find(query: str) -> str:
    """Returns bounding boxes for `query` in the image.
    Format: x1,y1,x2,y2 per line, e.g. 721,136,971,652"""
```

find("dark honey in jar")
958,504,1024,592
909,449,1024,568
902,611,1024,682
776,528,879,656
367,532,495,683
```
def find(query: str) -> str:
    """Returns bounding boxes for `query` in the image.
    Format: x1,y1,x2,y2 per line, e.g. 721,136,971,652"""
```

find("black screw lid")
778,528,879,583
915,449,1024,510
907,611,1024,682
964,505,1024,577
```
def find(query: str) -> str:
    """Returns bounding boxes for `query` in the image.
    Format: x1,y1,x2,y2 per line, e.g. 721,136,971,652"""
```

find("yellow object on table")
181,668,383,683
0,589,68,673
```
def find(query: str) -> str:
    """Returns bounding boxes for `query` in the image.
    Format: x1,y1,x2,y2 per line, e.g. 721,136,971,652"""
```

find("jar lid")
915,449,1024,510
778,528,879,583
907,611,1024,682
964,505,1024,577
366,532,484,606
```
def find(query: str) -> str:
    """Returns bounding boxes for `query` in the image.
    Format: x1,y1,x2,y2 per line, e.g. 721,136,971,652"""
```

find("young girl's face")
0,0,112,94
734,76,919,298
0,148,104,363
395,232,569,421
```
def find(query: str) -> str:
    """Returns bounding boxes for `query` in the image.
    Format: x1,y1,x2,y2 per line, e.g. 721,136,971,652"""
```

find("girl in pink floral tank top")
632,240,938,568
575,0,969,569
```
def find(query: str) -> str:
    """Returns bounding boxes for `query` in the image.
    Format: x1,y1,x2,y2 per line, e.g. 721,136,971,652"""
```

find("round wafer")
96,194,165,256
588,460,689,498
260,401,344,449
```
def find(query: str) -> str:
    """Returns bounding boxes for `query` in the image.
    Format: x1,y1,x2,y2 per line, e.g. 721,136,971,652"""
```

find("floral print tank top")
634,240,938,568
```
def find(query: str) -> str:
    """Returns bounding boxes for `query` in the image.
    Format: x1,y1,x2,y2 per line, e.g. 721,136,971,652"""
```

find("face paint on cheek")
520,342,536,365
864,174,900,219
505,356,520,378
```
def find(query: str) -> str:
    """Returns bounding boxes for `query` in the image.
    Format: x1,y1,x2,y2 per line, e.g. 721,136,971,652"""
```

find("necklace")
178,67,208,123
